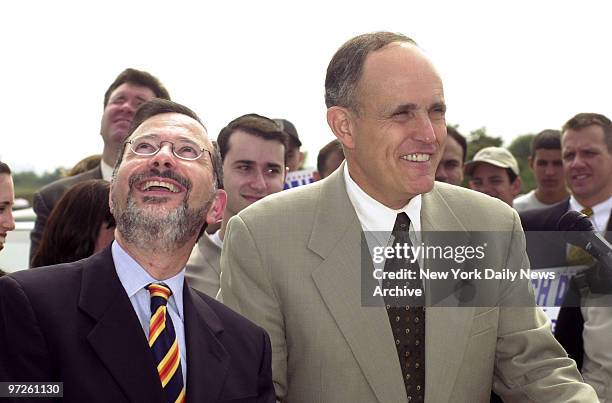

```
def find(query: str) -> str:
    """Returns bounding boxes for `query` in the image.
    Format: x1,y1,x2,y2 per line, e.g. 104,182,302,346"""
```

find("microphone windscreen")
557,210,594,232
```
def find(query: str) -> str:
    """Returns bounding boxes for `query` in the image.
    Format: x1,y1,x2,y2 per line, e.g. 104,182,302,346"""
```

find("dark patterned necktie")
383,212,425,402
147,283,186,403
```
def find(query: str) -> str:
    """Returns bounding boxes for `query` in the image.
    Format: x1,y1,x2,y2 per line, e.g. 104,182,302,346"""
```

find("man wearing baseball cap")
274,118,304,171
465,146,522,206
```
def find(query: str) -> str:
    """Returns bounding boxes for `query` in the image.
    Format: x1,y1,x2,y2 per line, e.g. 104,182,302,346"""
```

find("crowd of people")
1,30,611,402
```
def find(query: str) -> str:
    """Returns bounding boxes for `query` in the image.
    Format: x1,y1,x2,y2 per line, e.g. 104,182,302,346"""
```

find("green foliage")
508,134,536,193
13,168,64,203
466,127,503,161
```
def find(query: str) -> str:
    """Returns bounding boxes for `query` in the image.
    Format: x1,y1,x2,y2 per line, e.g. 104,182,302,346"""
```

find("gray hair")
324,31,416,111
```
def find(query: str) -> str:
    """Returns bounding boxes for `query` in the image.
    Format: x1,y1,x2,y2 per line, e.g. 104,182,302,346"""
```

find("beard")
111,170,211,253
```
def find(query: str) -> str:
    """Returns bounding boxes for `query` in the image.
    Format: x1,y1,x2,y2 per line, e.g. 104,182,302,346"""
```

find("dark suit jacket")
519,198,570,269
30,166,103,265
0,246,274,403
520,199,612,370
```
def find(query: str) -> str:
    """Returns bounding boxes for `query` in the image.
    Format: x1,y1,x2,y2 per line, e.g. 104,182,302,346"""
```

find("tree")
508,134,536,192
466,127,503,161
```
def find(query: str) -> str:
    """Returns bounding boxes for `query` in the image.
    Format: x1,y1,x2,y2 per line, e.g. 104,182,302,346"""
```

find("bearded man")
0,99,275,403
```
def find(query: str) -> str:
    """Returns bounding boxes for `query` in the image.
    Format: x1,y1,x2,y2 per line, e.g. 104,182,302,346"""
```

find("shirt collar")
569,195,612,233
343,163,422,234
100,159,114,181
112,241,185,317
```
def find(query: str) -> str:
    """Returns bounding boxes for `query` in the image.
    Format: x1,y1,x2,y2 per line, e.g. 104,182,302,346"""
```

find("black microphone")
557,210,612,270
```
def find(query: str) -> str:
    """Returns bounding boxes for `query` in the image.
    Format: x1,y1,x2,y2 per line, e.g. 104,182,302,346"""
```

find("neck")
534,187,569,205
116,235,193,280
102,145,119,167
219,213,234,241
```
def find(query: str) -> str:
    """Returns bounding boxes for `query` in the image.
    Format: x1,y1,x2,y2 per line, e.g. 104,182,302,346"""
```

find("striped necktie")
567,207,595,266
147,283,186,403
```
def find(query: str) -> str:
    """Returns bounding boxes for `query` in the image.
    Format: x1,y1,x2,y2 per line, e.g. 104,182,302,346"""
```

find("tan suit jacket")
220,167,595,402
186,232,222,298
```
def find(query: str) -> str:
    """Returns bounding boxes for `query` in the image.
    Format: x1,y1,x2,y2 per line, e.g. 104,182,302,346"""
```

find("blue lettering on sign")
554,275,569,306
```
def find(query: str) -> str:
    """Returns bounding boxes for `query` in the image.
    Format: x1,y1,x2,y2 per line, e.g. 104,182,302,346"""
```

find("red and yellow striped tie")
147,283,186,403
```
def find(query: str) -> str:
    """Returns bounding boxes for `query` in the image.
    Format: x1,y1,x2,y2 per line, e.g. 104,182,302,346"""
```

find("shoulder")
520,199,569,231
426,182,521,231
35,166,102,201
189,287,268,339
237,179,325,228
0,260,86,304
430,181,515,212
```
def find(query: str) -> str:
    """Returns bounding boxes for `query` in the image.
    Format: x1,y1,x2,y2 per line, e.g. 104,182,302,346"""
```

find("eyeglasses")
127,135,212,162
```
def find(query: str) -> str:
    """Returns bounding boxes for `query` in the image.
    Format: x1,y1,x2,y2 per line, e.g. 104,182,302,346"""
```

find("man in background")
435,126,466,186
465,146,521,207
313,139,344,180
514,129,568,212
187,114,288,297
30,68,170,263
274,118,303,171
521,113,612,402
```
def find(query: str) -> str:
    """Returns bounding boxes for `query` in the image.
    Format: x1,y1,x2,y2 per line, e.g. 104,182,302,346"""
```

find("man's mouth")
571,173,590,181
141,180,180,193
400,153,431,162
242,194,263,203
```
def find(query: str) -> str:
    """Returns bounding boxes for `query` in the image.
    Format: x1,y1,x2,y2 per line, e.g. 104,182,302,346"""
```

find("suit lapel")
309,169,410,403
79,247,165,403
419,187,475,403
183,286,230,403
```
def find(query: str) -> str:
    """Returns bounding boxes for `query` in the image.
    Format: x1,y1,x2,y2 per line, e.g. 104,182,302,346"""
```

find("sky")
2,0,611,173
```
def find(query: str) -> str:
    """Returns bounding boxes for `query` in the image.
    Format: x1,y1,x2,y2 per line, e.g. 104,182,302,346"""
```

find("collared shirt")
343,163,423,277
569,195,612,234
100,160,114,181
209,230,223,249
112,241,187,384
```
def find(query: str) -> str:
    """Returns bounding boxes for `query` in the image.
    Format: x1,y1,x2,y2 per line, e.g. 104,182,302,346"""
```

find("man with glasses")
0,99,275,402
30,68,170,264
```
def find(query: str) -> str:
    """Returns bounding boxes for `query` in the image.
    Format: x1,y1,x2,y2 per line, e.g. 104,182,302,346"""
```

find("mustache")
128,168,192,191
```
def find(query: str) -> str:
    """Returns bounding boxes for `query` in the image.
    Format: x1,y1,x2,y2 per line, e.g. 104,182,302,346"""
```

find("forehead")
129,113,209,145
534,148,562,160
107,83,155,103
472,164,509,179
562,125,607,148
358,42,444,105
225,130,285,163
443,136,463,158
0,174,14,199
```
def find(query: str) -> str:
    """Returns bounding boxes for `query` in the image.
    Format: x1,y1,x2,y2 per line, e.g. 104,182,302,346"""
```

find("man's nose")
2,210,15,231
249,171,267,192
148,143,176,169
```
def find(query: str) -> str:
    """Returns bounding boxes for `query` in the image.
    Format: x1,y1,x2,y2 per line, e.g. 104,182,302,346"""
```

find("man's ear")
206,189,227,225
327,106,356,150
312,171,322,181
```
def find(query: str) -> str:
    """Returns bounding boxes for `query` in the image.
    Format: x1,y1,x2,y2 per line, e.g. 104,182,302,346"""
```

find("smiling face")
222,130,286,217
110,112,226,250
562,124,612,207
335,42,446,208
468,163,521,206
100,83,156,161
0,174,15,251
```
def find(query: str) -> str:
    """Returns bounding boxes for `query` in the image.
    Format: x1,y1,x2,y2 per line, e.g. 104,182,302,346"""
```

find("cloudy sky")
2,0,610,173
